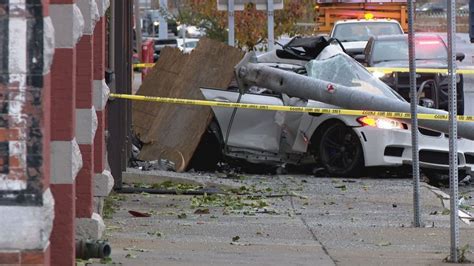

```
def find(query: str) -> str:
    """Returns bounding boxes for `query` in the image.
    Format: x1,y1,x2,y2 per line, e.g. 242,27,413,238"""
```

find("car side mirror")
419,97,435,108
456,52,465,62
354,54,366,64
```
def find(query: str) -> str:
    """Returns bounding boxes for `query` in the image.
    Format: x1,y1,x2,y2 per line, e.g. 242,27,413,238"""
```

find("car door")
200,88,283,153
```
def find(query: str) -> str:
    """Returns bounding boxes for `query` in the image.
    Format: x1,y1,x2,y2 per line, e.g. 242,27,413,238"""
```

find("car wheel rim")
321,124,360,174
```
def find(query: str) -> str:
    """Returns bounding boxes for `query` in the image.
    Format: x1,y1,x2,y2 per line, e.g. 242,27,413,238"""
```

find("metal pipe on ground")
76,240,111,260
235,56,474,141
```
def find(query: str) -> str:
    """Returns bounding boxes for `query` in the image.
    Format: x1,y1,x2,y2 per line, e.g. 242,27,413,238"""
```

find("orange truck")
316,0,410,34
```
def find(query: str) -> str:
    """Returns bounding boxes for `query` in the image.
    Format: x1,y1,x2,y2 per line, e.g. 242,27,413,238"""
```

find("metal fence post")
228,0,235,46
447,0,460,262
407,0,421,228
267,0,274,51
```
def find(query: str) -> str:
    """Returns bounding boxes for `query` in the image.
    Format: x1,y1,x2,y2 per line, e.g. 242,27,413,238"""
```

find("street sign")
217,0,284,11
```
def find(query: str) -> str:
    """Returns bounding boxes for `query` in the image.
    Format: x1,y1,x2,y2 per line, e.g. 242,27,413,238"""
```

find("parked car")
362,34,465,115
330,19,404,57
195,37,474,180
459,4,469,12
177,38,199,54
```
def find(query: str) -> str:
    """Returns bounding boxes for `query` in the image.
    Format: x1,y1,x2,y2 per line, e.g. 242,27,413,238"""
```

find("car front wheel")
318,122,364,177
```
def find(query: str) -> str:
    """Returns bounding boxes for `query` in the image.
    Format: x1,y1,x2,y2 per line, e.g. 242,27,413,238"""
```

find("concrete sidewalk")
102,172,474,265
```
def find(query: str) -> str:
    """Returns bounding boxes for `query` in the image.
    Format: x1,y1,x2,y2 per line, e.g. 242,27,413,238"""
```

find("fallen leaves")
377,241,392,247
147,231,163,237
128,210,152,217
194,208,210,214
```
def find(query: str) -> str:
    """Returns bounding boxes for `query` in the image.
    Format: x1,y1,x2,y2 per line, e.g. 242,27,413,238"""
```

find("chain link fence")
415,11,469,33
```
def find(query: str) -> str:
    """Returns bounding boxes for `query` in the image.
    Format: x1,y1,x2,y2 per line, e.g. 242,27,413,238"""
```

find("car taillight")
357,116,406,130
417,40,442,45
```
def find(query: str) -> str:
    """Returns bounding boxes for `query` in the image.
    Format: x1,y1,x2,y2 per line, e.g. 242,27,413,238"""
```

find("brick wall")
0,1,55,264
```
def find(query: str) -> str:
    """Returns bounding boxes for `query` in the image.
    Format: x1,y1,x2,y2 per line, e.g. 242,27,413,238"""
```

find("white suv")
330,19,404,57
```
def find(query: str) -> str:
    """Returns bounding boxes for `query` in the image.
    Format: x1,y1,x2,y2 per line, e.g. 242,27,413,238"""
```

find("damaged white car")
195,37,474,180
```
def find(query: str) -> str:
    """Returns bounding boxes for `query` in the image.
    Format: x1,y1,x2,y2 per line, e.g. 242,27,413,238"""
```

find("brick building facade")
0,0,113,264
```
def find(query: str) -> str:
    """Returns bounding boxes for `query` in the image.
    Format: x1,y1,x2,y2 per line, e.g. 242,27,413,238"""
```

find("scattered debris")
194,208,210,214
147,231,163,237
130,159,176,172
124,247,149,252
100,257,114,264
444,244,472,263
128,210,152,217
441,209,451,215
125,253,138,259
377,241,391,247
103,193,126,219
230,242,251,246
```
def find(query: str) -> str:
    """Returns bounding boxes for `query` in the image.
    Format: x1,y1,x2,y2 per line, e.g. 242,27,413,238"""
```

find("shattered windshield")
306,53,404,100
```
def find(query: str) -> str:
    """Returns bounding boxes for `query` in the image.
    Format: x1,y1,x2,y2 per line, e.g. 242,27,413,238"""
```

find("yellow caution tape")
133,63,474,75
110,93,474,122
133,63,156,68
367,67,474,75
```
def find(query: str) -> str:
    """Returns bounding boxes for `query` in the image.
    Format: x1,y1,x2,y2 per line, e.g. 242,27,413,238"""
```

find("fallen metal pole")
235,58,474,141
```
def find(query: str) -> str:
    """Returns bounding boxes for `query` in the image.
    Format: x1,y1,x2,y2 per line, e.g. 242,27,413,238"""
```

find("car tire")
317,122,364,177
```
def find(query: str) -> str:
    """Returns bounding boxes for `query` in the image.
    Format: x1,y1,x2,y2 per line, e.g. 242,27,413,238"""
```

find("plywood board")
132,38,244,171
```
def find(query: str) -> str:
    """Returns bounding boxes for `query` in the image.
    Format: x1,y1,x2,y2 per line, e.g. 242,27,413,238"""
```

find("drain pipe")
76,240,112,260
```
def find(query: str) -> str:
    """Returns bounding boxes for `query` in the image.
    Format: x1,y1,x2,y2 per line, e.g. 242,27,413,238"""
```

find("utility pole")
159,0,168,39
267,0,274,51
228,0,235,46
134,0,142,59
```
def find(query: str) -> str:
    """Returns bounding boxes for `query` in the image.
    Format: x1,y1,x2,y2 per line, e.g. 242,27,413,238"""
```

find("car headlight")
357,116,406,130
372,71,387,79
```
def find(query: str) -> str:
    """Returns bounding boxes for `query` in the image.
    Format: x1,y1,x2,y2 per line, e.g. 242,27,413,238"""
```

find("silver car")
195,41,474,180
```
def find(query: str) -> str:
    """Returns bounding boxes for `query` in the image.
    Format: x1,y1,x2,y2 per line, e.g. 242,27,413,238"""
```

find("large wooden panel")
132,38,244,171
